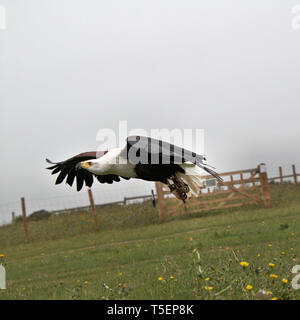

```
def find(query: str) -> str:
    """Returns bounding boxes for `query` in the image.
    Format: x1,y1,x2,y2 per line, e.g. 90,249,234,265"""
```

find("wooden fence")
15,163,299,241
17,190,156,241
155,163,271,221
268,164,299,184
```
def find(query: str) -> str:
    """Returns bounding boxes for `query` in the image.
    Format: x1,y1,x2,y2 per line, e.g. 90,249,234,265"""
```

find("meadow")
0,183,299,300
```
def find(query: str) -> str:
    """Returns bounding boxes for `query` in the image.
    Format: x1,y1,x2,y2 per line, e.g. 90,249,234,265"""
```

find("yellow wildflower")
205,277,210,281
268,244,272,247
270,274,278,279
282,278,288,284
158,277,163,281
266,291,273,296
271,297,278,300
269,263,275,268
204,286,213,291
240,261,249,268
170,276,175,280
281,251,285,255
84,281,88,284
0,254,5,258
245,285,253,291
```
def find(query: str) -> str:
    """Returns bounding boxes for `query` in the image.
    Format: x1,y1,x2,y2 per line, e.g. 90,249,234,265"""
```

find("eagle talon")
181,193,187,201
181,184,190,193
169,184,177,192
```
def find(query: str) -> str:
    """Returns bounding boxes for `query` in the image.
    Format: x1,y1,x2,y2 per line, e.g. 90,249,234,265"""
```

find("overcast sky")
0,0,300,223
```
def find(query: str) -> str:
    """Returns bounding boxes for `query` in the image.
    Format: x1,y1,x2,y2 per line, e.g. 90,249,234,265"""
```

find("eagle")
46,136,222,202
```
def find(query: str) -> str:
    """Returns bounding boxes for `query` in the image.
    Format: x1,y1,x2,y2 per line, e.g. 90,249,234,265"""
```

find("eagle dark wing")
46,151,125,191
126,136,222,181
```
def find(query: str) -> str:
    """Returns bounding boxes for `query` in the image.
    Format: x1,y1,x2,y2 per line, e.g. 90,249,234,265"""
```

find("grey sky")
0,0,300,223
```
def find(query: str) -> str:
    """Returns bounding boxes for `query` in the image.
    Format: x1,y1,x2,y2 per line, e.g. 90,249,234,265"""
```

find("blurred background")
0,0,299,224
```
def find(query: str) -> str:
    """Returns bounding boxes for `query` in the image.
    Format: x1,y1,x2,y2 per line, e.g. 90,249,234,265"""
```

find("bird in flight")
46,136,222,202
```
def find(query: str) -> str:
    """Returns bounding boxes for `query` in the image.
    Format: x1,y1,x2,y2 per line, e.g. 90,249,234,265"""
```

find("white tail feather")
176,163,205,197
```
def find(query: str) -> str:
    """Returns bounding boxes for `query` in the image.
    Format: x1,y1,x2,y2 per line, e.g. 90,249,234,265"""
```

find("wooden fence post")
155,182,166,221
279,166,283,184
20,197,29,242
87,189,98,228
258,163,271,208
292,164,298,185
11,212,15,223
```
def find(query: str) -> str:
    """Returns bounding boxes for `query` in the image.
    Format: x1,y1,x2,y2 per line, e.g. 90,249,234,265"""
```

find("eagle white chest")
91,148,137,178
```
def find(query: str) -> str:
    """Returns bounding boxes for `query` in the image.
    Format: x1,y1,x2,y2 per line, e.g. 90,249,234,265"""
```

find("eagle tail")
176,164,205,197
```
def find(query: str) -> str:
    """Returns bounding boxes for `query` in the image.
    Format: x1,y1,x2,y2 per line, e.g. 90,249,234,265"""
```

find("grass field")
0,183,299,300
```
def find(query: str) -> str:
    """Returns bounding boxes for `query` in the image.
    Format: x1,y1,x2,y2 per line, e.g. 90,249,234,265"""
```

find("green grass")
0,183,299,300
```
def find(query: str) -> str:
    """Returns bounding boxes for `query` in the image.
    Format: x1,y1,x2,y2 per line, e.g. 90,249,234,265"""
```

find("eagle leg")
174,180,190,194
167,179,188,203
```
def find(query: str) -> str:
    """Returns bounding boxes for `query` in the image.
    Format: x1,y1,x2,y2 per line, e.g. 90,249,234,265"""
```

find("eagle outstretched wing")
126,136,222,181
46,151,124,191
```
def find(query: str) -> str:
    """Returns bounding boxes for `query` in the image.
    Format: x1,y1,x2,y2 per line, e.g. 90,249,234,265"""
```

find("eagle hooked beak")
81,161,91,169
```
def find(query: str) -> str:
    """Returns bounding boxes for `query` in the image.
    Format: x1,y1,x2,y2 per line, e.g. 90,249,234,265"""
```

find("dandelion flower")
170,276,175,280
282,278,288,284
84,281,88,284
205,277,210,281
268,244,272,247
257,253,261,257
158,277,163,281
268,263,275,268
0,254,5,258
245,285,253,291
266,291,273,296
240,261,249,268
271,297,278,300
270,274,278,279
204,286,213,291
281,251,285,255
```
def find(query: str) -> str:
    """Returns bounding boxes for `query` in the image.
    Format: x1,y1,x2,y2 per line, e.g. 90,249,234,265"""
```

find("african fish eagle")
46,136,222,202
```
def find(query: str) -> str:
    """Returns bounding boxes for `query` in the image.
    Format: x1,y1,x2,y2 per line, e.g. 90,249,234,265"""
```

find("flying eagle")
46,136,222,202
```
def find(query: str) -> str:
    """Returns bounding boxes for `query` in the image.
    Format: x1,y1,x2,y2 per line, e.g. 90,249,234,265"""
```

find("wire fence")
0,180,157,226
